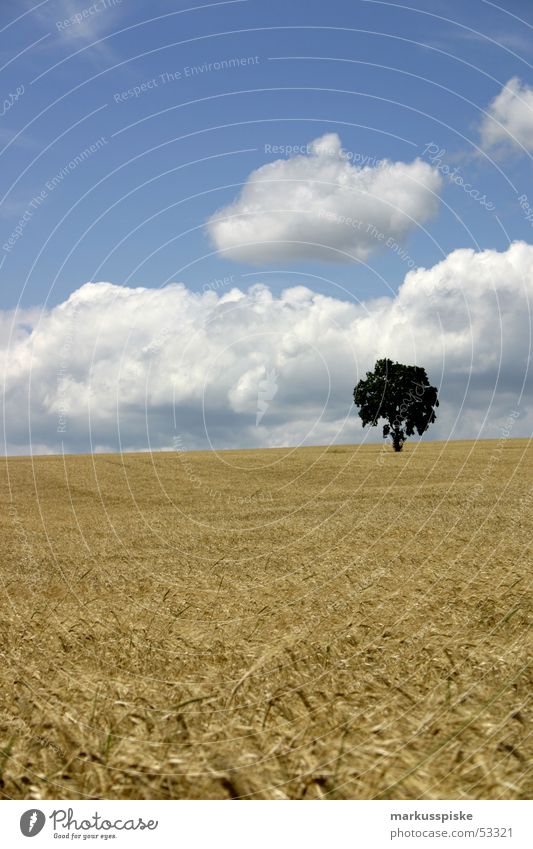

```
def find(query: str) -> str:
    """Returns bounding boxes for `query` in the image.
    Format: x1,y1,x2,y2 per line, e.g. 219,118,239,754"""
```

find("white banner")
1,799,531,848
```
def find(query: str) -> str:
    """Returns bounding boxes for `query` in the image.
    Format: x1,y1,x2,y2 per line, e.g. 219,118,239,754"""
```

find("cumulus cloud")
480,77,533,152
206,133,442,263
2,242,532,455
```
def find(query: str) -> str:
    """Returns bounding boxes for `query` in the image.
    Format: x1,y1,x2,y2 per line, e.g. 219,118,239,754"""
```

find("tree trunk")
392,430,404,452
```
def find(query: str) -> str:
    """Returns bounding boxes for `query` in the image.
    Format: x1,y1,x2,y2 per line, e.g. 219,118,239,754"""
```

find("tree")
353,358,439,452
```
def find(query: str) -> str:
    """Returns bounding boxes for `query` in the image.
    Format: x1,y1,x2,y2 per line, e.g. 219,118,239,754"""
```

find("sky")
1,0,532,454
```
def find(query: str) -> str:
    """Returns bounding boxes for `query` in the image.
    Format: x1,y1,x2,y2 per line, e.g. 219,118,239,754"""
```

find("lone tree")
354,358,439,452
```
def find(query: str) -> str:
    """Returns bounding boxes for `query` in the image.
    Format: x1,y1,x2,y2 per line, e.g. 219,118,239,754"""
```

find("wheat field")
0,438,531,800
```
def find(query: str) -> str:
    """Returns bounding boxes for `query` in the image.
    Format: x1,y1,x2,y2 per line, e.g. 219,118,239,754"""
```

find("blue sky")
1,0,533,454
2,0,533,309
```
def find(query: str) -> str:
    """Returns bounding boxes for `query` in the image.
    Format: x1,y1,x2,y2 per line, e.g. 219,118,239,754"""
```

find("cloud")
53,0,117,45
23,0,122,68
480,77,533,152
1,242,532,455
206,133,442,263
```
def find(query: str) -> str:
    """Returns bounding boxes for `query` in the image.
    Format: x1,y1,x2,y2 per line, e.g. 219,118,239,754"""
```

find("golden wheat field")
0,438,531,800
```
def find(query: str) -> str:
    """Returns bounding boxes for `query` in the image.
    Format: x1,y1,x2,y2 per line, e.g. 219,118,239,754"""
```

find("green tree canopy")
354,358,439,452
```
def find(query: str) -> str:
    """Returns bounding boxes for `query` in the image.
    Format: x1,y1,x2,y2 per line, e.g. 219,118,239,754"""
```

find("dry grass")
0,438,531,800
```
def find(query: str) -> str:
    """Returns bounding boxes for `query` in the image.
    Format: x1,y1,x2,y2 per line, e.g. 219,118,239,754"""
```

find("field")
0,439,531,800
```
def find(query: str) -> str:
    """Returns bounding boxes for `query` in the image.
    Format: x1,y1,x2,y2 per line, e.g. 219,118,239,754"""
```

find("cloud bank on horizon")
2,242,531,456
206,133,442,263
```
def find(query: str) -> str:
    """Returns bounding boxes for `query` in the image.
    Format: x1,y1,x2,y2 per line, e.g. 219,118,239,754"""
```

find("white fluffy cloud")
480,77,533,152
2,242,532,455
206,133,442,263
